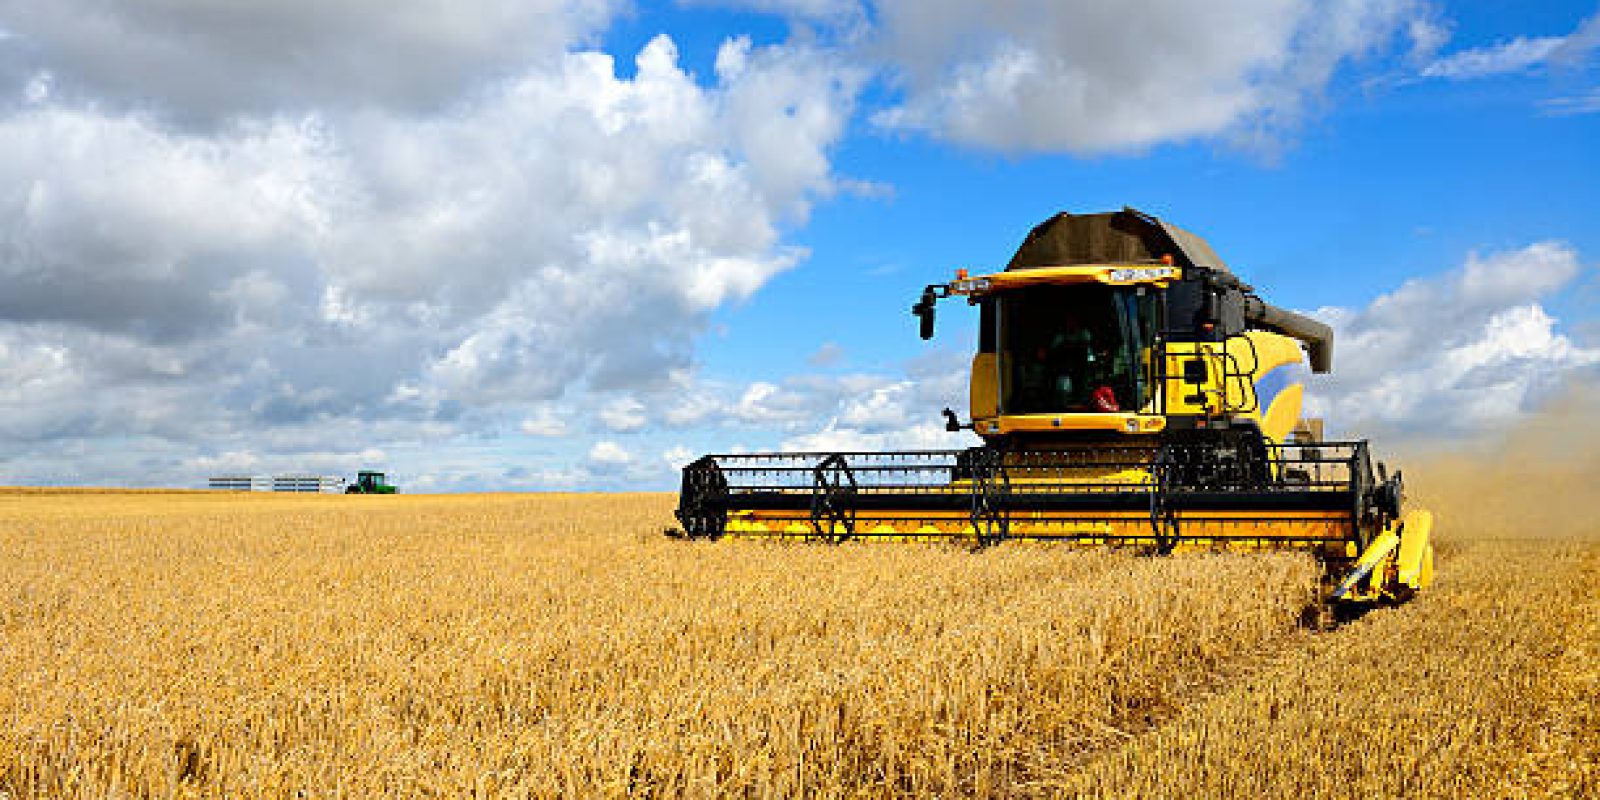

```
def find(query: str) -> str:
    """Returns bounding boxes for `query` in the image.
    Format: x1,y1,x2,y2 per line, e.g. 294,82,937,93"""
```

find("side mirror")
942,407,964,432
912,286,938,340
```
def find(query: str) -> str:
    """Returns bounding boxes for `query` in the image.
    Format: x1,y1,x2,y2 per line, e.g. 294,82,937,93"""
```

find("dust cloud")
1397,386,1599,541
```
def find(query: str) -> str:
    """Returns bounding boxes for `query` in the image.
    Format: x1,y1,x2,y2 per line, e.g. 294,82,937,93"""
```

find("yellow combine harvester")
675,208,1433,605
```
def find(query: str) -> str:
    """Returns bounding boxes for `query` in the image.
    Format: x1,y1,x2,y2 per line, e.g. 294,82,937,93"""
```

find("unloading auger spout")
674,207,1433,606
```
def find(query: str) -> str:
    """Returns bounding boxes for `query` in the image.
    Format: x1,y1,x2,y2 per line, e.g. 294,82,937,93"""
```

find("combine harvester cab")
675,208,1433,606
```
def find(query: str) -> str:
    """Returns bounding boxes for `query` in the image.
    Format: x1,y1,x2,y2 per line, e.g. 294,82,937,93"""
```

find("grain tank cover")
1005,207,1229,273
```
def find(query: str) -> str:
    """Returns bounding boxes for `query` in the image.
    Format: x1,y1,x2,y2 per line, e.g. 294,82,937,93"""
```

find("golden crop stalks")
0,425,1594,800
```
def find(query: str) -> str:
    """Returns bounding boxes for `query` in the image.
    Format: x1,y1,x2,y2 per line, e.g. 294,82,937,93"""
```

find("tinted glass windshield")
999,285,1154,414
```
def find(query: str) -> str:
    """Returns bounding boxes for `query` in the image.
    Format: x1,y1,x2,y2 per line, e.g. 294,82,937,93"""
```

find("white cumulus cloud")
1421,36,1565,79
520,408,571,437
598,397,649,433
0,0,624,121
0,27,863,487
868,0,1429,154
587,439,634,468
1307,242,1600,434
1420,8,1600,80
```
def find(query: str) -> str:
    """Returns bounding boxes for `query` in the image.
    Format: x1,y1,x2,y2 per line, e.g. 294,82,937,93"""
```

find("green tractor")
346,470,398,494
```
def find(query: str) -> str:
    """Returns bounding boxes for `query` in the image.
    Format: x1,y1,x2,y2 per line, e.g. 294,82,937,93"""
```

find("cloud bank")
1420,8,1600,80
1307,242,1600,436
0,0,622,121
0,6,861,486
865,0,1431,153
0,1,1593,490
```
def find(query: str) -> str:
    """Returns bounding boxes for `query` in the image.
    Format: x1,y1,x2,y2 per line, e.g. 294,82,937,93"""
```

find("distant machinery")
208,475,269,492
274,474,345,493
208,474,346,493
345,470,398,494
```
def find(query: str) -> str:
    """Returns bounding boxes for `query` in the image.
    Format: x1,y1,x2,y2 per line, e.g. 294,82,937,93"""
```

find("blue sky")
0,1,1595,489
687,5,1597,343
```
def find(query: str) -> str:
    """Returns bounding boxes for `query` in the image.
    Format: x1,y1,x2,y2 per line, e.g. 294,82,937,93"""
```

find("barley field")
0,430,1595,797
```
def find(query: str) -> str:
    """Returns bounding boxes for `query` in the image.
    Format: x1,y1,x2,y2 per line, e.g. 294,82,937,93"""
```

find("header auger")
675,208,1433,606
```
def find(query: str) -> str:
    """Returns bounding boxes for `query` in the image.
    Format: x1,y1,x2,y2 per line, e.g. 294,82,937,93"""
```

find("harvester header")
676,207,1432,606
